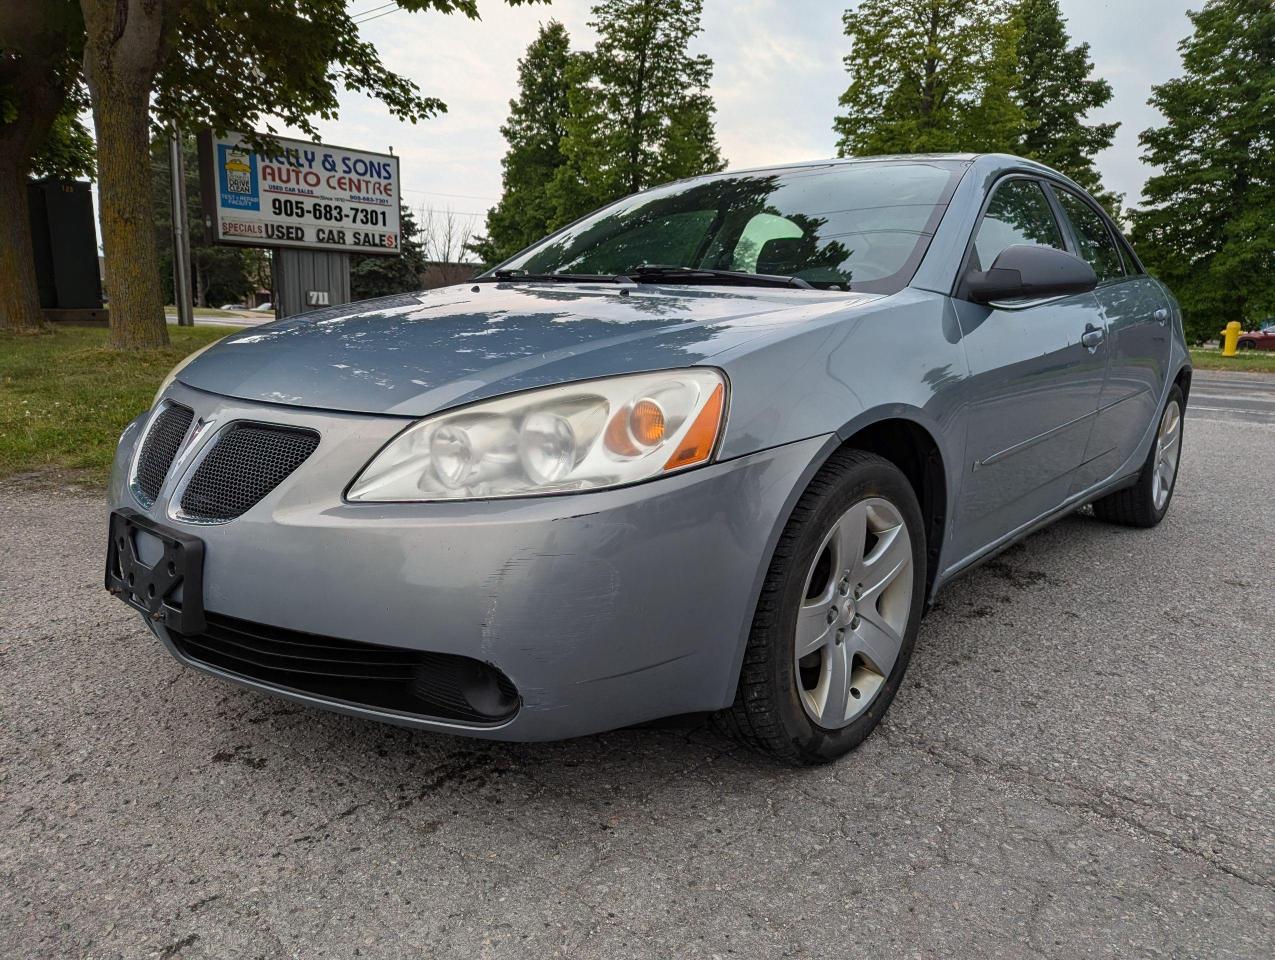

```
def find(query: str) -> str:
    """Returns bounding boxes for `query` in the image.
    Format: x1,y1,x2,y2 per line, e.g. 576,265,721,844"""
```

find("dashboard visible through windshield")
494,160,966,293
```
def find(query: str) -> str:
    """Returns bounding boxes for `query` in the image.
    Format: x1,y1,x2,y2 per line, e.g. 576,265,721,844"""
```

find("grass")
0,324,240,484
1188,346,1275,373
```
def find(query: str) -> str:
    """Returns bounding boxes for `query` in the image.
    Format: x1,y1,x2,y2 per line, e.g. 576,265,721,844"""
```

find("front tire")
715,449,926,765
1091,385,1184,528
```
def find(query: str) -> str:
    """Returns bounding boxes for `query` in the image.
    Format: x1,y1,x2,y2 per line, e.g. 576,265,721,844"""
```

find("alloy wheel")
794,497,913,729
1152,399,1182,511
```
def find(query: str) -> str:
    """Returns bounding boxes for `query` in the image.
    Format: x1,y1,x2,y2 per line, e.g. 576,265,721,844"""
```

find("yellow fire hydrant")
1221,321,1242,357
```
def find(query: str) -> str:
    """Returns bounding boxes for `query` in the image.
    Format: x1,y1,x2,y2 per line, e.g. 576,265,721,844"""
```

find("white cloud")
266,0,1199,223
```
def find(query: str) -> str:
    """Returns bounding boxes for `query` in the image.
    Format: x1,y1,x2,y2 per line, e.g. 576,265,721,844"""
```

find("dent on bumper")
111,383,832,740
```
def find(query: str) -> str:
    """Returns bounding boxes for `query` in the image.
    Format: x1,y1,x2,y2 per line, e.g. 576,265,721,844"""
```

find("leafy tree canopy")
835,0,1022,156
158,1,545,146
1131,0,1275,342
550,0,725,225
351,204,428,300
470,20,574,266
1013,0,1119,211
31,101,96,182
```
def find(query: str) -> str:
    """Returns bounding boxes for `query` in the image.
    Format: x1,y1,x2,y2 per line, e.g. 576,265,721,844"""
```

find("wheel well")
840,419,946,600
1174,366,1192,405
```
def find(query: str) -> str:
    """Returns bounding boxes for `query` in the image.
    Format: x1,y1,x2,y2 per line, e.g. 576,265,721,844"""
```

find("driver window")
973,180,1065,271
730,213,803,273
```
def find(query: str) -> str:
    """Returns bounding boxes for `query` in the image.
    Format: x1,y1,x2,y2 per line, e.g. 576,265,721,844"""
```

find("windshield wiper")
481,269,629,283
629,264,813,290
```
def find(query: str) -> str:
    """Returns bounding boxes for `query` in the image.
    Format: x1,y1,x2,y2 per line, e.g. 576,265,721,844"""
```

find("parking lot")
3,371,1272,959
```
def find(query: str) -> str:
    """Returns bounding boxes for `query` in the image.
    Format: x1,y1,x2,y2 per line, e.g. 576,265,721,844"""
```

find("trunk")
93,84,169,349
0,4,71,336
82,0,173,350
0,156,46,333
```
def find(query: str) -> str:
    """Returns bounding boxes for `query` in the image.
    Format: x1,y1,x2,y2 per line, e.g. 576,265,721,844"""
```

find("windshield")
494,160,965,293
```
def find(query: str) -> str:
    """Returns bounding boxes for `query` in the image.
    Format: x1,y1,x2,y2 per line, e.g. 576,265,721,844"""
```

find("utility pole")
169,130,194,326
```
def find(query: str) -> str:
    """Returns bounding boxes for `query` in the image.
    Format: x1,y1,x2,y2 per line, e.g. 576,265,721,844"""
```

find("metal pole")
169,131,194,327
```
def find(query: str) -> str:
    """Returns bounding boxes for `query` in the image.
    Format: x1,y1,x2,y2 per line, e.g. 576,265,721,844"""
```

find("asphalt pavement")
165,312,272,328
2,372,1272,959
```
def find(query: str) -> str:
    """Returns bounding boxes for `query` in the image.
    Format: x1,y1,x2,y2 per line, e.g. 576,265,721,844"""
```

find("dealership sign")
197,130,401,256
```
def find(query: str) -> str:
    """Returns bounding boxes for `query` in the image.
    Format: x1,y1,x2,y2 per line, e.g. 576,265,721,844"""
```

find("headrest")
755,237,806,276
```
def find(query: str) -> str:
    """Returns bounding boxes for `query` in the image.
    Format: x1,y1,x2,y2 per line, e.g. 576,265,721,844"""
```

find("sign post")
169,132,194,327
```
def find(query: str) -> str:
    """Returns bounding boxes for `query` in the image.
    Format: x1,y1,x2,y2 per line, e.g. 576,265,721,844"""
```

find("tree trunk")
82,0,174,350
0,3,76,335
0,157,46,333
93,85,169,349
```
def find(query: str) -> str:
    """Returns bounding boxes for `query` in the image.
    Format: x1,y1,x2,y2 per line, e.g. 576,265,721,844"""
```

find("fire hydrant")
1221,321,1242,357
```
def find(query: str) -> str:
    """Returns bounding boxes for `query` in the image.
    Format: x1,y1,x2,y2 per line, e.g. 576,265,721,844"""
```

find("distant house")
420,261,481,290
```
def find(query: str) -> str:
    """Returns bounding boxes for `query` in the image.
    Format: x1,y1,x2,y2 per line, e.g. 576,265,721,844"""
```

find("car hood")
177,282,880,417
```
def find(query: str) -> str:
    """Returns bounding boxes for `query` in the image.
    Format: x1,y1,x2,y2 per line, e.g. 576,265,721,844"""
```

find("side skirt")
929,468,1140,601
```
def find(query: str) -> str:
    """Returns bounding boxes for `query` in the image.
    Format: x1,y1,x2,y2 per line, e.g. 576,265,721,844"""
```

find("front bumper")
109,382,831,740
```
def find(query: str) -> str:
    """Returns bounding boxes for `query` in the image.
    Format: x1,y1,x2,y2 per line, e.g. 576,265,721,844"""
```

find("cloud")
272,0,1197,222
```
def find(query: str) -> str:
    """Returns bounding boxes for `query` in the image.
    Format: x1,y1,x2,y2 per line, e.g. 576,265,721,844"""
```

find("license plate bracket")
106,508,205,635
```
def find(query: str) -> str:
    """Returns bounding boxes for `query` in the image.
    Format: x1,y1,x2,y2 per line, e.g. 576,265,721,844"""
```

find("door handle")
1081,324,1105,350
1154,308,1169,324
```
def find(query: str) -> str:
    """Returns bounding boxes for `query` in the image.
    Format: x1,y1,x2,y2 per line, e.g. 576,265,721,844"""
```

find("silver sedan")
107,154,1190,764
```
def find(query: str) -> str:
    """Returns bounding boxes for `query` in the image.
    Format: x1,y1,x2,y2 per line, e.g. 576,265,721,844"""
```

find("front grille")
134,404,194,505
171,612,520,724
179,424,319,522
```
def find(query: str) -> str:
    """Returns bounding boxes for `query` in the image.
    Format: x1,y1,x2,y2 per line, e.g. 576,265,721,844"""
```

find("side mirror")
962,244,1097,304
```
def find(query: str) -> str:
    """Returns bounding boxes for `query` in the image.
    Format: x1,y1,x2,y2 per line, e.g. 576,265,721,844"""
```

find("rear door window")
1054,190,1125,283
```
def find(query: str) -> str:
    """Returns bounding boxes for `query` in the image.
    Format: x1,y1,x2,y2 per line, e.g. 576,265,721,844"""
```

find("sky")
258,0,1199,240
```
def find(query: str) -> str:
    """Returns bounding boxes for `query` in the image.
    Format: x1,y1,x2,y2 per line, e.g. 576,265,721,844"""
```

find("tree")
418,205,475,267
470,21,573,266
351,204,428,300
550,0,724,225
1013,0,1120,211
1130,0,1275,343
31,99,96,182
78,0,545,350
0,1,86,333
834,0,1022,157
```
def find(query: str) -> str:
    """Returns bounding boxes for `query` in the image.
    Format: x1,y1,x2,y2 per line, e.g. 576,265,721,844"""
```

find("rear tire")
714,449,926,765
1237,339,1256,350
1091,385,1184,528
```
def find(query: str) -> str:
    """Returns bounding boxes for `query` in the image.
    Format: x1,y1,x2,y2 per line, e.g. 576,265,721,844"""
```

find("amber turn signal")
664,383,725,470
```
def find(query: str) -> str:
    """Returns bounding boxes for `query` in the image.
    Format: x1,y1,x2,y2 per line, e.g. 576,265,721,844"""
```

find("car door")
1050,187,1173,492
950,177,1108,561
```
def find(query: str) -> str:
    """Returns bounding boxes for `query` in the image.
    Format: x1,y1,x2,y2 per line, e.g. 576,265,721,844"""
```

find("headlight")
347,369,728,502
152,340,220,406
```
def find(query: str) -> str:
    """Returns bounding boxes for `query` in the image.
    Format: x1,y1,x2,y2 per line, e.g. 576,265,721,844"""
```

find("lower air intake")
171,612,520,724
